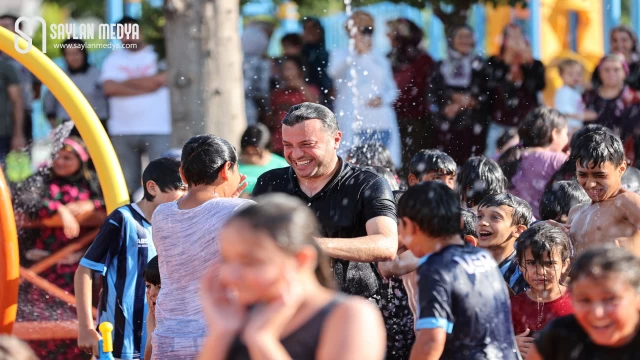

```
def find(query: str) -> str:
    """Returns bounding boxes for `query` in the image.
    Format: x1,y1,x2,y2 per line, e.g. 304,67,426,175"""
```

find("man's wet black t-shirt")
535,315,640,360
252,159,397,299
416,244,520,360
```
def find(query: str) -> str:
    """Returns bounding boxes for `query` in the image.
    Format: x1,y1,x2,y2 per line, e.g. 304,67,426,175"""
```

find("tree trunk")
164,0,246,149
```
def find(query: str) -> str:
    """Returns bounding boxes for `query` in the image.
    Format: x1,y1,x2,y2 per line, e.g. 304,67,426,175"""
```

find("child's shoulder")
613,189,640,211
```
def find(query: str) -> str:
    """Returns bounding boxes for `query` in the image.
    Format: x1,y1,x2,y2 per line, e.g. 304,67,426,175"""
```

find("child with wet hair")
457,156,508,210
568,131,640,256
499,106,569,218
539,180,590,223
510,222,573,358
477,193,533,294
407,149,457,189
529,246,640,359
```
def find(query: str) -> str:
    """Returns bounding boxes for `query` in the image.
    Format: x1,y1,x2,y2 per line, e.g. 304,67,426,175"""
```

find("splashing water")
344,0,363,150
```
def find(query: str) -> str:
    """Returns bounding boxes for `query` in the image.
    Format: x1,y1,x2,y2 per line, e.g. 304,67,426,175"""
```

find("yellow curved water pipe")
0,26,129,333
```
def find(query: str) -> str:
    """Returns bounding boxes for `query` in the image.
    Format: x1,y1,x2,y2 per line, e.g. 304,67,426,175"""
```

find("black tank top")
226,296,344,360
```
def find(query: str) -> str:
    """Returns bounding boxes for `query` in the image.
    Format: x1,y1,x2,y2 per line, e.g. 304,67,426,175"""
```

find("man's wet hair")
409,149,456,179
461,207,478,238
570,246,640,292
398,182,461,238
348,142,395,172
282,102,339,133
142,157,185,201
478,193,533,227
457,156,507,208
516,222,571,269
144,256,160,286
181,134,238,186
573,131,625,169
539,181,590,221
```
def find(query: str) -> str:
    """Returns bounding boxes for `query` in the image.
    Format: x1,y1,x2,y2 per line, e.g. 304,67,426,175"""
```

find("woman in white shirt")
328,11,401,168
150,134,252,359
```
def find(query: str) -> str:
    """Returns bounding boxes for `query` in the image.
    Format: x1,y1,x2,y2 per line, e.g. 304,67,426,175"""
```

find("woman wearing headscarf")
485,24,546,157
328,11,401,168
592,25,640,90
43,39,108,136
387,18,434,172
302,17,333,108
427,24,489,165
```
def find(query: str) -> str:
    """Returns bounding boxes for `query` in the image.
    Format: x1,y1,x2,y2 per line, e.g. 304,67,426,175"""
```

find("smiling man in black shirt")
252,102,398,301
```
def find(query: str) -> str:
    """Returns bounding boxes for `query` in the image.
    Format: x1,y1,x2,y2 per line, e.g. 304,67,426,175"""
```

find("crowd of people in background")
3,7,640,360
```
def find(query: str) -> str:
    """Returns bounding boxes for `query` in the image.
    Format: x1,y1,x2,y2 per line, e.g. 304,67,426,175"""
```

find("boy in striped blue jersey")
74,157,186,359
476,193,533,295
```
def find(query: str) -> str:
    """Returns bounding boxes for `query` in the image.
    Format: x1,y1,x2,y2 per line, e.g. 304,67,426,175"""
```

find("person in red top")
511,222,573,359
386,18,434,172
269,56,320,154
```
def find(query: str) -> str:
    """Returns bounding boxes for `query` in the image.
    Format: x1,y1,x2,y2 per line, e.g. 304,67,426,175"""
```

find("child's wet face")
571,274,640,347
52,149,81,178
419,171,456,190
218,221,297,306
576,161,625,202
520,248,567,294
476,205,518,250
145,282,160,305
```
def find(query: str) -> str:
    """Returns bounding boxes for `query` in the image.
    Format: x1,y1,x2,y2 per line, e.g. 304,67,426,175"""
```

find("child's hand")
58,205,80,239
77,327,101,356
242,273,303,342
66,200,96,217
515,329,534,358
200,265,247,335
231,175,249,198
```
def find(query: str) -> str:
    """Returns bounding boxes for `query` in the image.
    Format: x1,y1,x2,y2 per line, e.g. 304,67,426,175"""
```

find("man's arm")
410,329,447,360
102,73,166,97
316,216,398,262
8,84,25,149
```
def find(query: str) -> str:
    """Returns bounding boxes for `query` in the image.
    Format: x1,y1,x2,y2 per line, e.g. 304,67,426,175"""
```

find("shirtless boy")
568,131,640,255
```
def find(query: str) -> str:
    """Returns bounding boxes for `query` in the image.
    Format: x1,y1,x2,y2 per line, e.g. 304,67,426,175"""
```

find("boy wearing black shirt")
398,182,520,360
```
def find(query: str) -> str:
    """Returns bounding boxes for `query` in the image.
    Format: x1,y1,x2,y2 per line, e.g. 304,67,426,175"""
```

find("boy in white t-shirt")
554,59,591,136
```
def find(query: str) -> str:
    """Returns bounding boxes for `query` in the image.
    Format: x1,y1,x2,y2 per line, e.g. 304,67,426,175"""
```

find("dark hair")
539,181,590,221
519,107,567,148
500,107,567,184
181,135,238,186
229,194,333,288
117,16,139,26
497,128,519,152
516,222,571,269
144,256,161,286
282,102,339,133
398,182,461,238
557,58,581,76
461,207,478,238
61,39,90,74
478,193,533,227
281,33,303,47
142,157,185,201
347,142,395,173
241,124,271,151
302,17,326,46
573,131,625,169
409,149,457,179
364,166,399,191
457,156,508,208
569,246,640,292
546,125,613,188
0,14,20,30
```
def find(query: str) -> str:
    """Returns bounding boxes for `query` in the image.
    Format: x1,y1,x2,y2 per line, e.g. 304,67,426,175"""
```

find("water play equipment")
0,25,128,335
